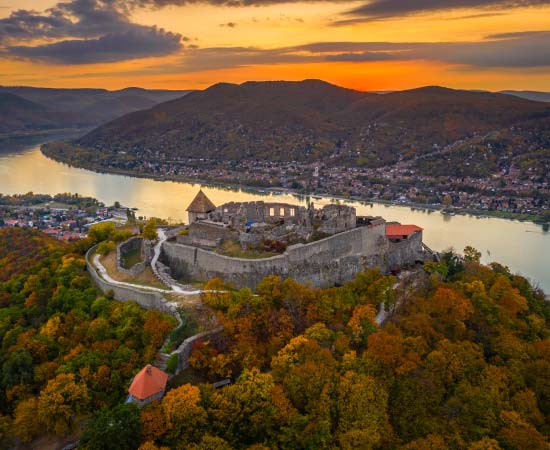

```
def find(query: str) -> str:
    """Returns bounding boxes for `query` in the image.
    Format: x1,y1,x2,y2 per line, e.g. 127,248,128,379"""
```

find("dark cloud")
0,0,184,63
446,12,507,19
171,31,550,72
220,22,238,27
0,0,131,42
176,46,315,72
127,0,348,6
343,0,550,21
124,0,550,21
8,27,183,64
325,51,399,62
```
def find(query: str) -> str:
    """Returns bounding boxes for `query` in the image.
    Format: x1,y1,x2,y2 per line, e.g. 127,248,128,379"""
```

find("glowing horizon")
1,0,549,91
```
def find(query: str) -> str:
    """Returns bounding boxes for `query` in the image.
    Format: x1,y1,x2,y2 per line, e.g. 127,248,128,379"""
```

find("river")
1,137,549,293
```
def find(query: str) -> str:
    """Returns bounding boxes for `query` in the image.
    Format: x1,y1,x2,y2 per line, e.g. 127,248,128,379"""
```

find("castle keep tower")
186,190,216,223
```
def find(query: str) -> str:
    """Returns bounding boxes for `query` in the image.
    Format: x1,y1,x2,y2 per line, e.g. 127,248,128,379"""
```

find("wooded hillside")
0,228,175,447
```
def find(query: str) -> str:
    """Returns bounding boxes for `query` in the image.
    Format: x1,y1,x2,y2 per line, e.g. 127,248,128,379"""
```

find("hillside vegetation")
0,227,549,449
128,251,550,450
73,80,550,170
0,228,175,447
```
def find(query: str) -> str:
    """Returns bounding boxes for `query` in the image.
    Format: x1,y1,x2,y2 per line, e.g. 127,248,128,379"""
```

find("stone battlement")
161,221,390,288
178,191,425,288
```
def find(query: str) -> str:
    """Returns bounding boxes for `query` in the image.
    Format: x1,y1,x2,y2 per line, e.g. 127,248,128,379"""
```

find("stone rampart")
161,223,390,289
386,232,424,267
117,236,151,276
85,246,180,320
164,225,188,239
172,327,224,373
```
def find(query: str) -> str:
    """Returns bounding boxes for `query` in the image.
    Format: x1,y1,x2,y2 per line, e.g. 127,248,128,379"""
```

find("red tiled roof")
128,365,169,401
386,224,423,238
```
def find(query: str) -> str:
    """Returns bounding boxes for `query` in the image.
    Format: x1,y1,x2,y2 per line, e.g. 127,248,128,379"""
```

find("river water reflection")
1,140,548,292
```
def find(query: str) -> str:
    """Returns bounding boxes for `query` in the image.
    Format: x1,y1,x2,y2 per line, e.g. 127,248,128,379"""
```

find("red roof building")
128,365,169,406
386,224,423,240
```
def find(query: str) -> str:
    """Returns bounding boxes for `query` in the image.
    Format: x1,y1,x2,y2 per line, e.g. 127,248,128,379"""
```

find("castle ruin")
159,190,426,289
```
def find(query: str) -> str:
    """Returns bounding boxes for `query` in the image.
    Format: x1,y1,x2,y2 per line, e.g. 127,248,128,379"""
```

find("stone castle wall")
86,246,180,320
386,232,424,267
117,236,153,277
161,223,390,289
177,221,239,248
173,327,224,373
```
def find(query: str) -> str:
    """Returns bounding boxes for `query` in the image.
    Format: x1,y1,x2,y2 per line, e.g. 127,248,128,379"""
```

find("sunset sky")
1,0,549,91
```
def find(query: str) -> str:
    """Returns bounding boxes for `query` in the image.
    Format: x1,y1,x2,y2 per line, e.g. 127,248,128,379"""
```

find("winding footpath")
93,253,173,293
92,228,203,296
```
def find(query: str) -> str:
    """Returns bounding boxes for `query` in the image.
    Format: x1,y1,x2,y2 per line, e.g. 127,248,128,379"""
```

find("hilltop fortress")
159,191,426,289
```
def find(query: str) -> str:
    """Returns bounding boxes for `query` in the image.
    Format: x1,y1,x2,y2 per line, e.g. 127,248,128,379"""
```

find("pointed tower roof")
186,189,216,213
128,365,168,401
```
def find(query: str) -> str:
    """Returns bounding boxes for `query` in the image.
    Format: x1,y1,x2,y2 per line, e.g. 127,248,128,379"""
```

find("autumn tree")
464,246,482,263
207,368,276,446
142,219,158,241
37,373,90,435
161,384,207,443
13,397,42,443
347,304,377,346
88,222,116,244
335,371,390,450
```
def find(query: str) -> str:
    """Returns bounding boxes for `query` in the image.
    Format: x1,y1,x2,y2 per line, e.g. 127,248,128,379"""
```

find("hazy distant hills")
499,90,550,103
0,86,191,138
0,92,80,134
77,79,550,168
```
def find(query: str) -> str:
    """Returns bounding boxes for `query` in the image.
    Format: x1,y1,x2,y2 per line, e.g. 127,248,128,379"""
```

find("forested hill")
0,86,191,137
0,93,87,135
133,252,550,450
0,227,175,447
76,80,550,167
1,227,549,449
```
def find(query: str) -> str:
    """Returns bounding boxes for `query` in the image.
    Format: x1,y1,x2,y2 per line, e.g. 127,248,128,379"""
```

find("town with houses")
91,148,550,223
0,193,129,241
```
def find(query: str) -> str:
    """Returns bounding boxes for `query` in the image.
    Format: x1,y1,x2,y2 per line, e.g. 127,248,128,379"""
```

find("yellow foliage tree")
161,384,207,442
347,304,377,345
13,397,42,442
37,373,90,435
336,370,389,449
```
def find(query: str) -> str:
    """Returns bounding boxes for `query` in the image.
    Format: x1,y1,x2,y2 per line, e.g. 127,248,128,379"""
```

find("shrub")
166,353,179,374
112,229,133,243
88,222,116,244
96,241,115,256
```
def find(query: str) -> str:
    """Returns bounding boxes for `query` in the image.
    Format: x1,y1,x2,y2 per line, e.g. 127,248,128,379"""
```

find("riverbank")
41,144,550,227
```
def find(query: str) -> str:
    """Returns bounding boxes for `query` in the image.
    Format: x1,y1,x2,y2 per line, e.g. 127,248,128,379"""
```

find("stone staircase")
155,351,171,371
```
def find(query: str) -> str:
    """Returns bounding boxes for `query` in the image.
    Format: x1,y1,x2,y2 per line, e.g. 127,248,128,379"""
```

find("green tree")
88,222,116,244
143,219,158,241
464,246,482,263
96,240,115,256
79,403,141,450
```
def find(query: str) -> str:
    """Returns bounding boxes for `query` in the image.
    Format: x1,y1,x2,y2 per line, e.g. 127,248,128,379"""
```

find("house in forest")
127,364,169,406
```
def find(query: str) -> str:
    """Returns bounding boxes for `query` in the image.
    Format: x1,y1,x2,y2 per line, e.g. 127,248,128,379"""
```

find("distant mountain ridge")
75,79,550,168
371,89,550,102
0,86,192,138
499,90,550,103
0,92,82,134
